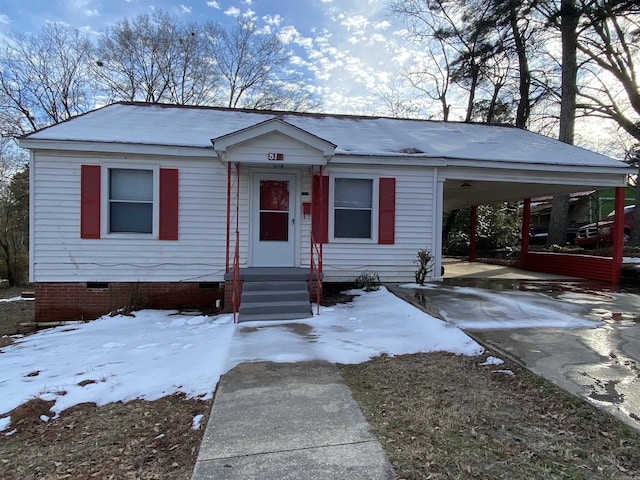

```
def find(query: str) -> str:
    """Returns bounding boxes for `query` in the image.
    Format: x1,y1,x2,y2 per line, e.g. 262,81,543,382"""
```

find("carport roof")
20,102,630,171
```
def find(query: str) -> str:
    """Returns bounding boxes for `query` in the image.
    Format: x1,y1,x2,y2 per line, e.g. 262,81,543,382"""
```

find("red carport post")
470,205,477,262
611,186,625,284
520,198,531,270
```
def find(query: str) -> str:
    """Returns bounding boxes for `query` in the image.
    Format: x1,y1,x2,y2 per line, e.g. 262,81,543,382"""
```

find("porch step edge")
239,303,312,316
238,311,314,322
241,281,309,292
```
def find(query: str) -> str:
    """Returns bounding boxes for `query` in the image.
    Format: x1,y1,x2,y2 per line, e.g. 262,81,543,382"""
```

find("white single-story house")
19,102,633,322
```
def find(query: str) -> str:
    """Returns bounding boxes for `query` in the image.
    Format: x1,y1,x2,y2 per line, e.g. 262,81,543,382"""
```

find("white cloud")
373,20,390,30
224,6,241,17
279,25,314,50
263,14,282,27
84,9,99,17
242,8,256,19
340,14,369,32
206,1,220,8
180,4,192,14
0,14,10,25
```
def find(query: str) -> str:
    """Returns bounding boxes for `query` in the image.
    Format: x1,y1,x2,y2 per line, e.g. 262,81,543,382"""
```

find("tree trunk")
546,0,579,247
464,63,479,122
630,162,640,246
509,0,531,129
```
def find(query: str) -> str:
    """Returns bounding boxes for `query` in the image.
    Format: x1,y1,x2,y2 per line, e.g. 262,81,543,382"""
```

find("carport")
438,148,634,284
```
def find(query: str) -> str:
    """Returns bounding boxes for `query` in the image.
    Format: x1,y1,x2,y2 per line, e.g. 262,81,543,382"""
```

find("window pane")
260,212,288,241
334,209,371,238
335,178,372,209
260,180,289,211
110,203,153,233
110,169,153,201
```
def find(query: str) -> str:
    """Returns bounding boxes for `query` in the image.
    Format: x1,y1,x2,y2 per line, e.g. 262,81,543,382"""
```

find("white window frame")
329,174,379,243
101,164,160,239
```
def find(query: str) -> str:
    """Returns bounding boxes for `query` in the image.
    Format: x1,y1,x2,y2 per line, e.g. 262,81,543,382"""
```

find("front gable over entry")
211,118,336,166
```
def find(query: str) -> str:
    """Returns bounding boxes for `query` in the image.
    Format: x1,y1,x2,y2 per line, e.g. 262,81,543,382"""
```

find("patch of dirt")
0,393,211,480
320,282,358,306
0,286,34,337
340,352,640,480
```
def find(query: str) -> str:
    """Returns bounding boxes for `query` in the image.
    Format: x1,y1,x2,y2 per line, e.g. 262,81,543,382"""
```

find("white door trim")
250,171,299,267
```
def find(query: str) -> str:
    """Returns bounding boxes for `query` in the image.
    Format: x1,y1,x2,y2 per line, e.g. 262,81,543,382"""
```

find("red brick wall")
523,252,614,282
35,282,224,322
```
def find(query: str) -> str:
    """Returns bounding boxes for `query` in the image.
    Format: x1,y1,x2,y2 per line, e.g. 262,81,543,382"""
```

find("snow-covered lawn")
0,287,481,429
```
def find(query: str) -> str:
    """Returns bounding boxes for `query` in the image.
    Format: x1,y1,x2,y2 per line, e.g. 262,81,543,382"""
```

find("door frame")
249,169,301,267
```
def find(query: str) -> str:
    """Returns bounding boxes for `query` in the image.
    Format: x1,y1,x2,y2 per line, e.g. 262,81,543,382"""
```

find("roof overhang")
18,138,215,158
441,163,634,210
211,118,336,165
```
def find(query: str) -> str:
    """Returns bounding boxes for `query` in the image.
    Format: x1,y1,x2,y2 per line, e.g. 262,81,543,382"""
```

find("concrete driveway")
390,259,640,431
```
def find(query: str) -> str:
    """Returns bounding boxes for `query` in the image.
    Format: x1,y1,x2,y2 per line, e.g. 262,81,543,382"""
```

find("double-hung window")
109,168,153,234
333,178,373,239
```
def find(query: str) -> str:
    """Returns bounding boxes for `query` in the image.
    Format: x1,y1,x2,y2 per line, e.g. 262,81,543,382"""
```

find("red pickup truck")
575,205,635,247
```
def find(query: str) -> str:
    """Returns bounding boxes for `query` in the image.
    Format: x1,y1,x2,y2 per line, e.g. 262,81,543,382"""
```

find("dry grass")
0,394,211,480
340,352,640,480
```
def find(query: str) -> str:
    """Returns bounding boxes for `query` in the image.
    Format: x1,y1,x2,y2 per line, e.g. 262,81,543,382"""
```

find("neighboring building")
19,103,633,322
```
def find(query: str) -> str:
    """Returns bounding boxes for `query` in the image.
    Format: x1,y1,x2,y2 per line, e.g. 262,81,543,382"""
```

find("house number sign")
268,153,284,161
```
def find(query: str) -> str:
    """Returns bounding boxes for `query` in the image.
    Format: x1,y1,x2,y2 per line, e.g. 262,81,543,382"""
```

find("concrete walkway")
191,361,395,480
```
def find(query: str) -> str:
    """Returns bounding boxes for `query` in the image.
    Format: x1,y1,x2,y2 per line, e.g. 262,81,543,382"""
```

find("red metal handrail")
310,234,322,315
231,162,241,323
232,232,240,322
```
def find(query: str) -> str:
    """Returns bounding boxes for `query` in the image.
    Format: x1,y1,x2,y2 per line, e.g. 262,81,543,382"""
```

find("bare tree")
390,0,500,122
205,17,315,111
377,73,422,118
94,10,219,105
0,22,95,136
0,140,28,285
574,2,640,243
389,0,541,125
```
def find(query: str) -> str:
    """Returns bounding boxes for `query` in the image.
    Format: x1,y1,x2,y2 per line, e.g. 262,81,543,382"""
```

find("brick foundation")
35,282,224,323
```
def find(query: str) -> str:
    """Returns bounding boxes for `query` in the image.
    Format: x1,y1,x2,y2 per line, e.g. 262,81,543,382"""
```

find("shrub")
355,270,381,291
414,248,433,285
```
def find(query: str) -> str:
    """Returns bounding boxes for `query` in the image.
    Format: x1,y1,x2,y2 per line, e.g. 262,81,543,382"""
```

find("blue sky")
0,0,426,116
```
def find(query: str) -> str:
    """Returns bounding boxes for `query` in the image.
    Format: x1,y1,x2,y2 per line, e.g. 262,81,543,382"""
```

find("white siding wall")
298,165,436,283
33,149,437,284
32,151,231,282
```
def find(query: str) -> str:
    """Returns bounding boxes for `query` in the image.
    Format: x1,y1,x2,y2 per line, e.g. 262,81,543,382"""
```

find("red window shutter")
159,168,179,240
312,174,329,243
81,165,101,239
378,177,396,245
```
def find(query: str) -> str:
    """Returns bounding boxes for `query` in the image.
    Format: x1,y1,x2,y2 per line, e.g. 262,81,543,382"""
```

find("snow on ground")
401,283,601,330
0,287,481,425
623,257,640,270
0,296,33,303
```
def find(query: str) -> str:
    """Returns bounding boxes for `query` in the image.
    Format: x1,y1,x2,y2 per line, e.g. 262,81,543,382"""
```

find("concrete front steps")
238,280,312,322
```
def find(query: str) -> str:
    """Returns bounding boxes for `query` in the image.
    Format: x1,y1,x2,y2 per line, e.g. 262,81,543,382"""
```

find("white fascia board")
440,166,629,187
18,139,216,158
212,118,336,156
444,158,635,176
